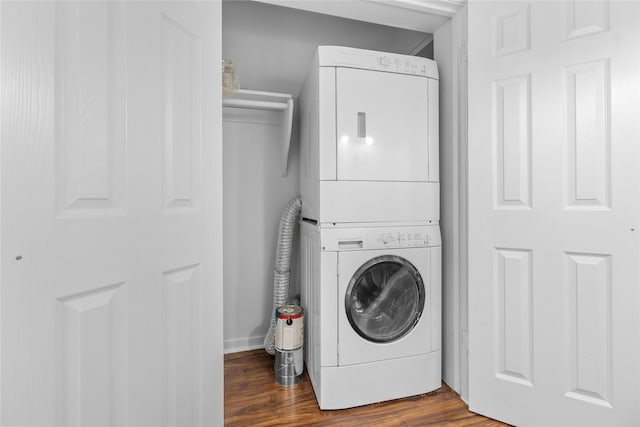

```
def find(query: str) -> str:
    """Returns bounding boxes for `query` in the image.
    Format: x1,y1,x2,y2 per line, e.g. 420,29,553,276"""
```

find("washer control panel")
376,231,428,247
321,225,441,251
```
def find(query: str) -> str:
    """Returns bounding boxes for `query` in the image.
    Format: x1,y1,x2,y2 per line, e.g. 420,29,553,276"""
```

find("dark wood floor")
225,349,508,426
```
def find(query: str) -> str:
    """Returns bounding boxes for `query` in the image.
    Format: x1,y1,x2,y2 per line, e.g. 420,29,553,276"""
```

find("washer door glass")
345,255,425,343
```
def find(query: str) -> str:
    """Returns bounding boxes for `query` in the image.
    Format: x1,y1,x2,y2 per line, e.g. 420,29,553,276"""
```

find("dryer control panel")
317,46,439,79
320,225,441,251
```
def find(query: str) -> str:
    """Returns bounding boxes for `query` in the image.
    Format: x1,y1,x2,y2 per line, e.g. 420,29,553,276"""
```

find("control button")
380,233,397,245
378,56,391,69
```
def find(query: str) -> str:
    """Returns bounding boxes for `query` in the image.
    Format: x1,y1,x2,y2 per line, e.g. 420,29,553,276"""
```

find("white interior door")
468,1,639,425
1,2,223,426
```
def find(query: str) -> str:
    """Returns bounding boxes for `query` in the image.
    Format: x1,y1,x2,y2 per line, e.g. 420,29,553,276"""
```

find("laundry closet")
222,1,640,425
221,1,440,354
1,1,638,426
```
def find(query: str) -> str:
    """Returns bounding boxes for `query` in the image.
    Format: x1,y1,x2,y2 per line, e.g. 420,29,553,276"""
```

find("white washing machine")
301,221,441,409
299,46,439,224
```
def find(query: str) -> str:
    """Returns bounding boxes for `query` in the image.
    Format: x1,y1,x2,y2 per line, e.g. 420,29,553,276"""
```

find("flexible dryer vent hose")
264,195,302,355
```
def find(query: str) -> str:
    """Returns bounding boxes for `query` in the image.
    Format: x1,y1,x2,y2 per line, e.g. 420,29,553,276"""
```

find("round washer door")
345,255,425,343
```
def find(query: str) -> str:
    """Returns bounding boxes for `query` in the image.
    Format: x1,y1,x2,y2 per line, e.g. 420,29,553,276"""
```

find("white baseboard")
224,335,266,354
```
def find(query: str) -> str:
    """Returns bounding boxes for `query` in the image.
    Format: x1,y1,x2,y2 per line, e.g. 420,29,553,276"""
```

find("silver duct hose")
264,195,302,355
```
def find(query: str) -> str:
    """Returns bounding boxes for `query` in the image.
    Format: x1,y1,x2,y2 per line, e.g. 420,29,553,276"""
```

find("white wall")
434,19,457,392
223,109,300,353
434,5,468,400
222,1,433,353
222,1,431,97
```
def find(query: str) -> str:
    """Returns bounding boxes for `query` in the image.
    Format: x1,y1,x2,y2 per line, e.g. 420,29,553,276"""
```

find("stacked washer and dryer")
298,46,441,410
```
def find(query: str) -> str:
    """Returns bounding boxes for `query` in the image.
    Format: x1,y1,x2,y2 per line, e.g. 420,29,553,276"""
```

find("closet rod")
235,88,291,100
223,98,289,111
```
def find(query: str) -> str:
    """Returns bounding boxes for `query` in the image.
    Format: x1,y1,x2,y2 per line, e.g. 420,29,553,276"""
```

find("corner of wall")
433,3,468,401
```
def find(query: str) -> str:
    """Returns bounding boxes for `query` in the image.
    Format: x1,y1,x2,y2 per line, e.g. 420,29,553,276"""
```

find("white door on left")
1,2,223,426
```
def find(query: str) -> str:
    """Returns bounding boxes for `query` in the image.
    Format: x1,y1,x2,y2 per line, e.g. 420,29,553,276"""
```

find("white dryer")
301,221,441,409
299,46,439,224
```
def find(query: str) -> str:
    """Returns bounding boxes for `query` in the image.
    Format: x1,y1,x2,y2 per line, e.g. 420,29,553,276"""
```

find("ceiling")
252,0,465,33
223,1,437,98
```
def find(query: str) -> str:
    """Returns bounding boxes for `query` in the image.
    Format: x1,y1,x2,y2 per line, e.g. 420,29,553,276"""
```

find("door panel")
54,1,127,218
56,282,128,427
336,68,430,182
468,1,639,425
345,255,425,343
494,248,533,387
338,249,431,366
161,13,202,213
1,2,223,425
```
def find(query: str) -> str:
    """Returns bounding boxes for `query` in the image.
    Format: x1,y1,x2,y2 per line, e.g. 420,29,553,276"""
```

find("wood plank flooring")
225,350,508,426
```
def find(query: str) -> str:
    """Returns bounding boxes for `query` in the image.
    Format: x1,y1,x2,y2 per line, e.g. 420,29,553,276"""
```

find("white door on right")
468,1,639,426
